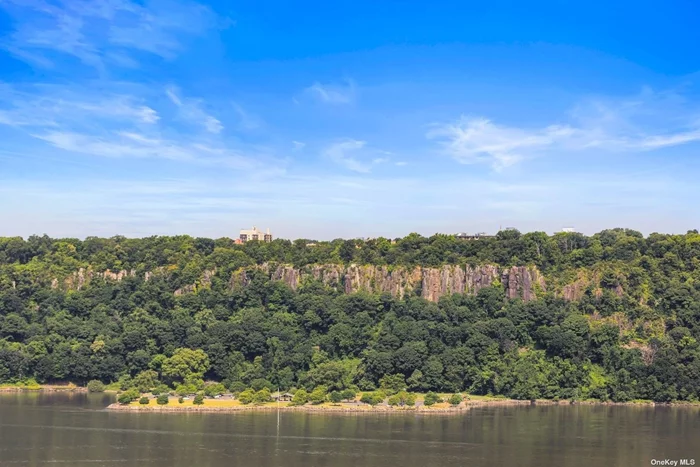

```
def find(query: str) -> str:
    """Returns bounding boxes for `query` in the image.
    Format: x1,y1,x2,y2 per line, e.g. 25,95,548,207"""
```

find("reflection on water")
1,392,699,467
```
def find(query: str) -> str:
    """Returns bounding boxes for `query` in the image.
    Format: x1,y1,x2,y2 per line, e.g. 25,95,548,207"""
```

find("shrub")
341,389,356,401
204,383,226,398
448,394,463,406
387,391,417,407
139,397,150,405
309,386,328,405
405,393,417,406
329,391,343,403
175,384,197,397
178,397,184,404
156,394,169,405
117,388,139,405
118,375,133,391
87,380,105,393
238,389,255,404
424,392,440,406
152,384,170,396
183,377,205,391
193,394,205,405
253,388,272,404
291,388,309,406
117,393,133,405
360,392,384,406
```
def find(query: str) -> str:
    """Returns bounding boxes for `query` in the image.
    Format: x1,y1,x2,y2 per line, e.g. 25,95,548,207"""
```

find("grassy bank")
0,381,85,392
106,394,699,414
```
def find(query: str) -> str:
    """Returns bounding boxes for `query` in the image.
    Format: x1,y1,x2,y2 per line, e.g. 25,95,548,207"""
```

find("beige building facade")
238,226,272,243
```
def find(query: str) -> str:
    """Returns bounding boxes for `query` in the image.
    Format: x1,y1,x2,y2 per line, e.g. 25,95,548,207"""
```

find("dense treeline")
2,228,700,402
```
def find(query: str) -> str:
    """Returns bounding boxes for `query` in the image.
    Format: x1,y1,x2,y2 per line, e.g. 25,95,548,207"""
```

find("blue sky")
1,0,699,239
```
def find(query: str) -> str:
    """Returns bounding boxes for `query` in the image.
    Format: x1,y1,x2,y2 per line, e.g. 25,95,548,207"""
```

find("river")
1,392,698,466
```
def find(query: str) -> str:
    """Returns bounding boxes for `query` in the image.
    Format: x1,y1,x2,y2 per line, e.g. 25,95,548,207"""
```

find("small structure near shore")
272,392,293,402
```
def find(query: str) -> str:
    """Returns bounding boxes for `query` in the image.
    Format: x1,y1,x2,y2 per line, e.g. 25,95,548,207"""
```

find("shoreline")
0,385,88,393
105,398,700,414
4,386,698,412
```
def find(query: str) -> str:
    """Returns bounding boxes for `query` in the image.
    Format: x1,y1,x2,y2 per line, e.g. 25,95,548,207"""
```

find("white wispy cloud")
306,79,356,104
232,103,262,131
292,141,306,151
0,84,159,127
429,89,700,169
322,139,392,173
31,129,262,169
427,117,576,169
0,0,215,68
166,86,223,134
0,82,284,171
324,139,369,172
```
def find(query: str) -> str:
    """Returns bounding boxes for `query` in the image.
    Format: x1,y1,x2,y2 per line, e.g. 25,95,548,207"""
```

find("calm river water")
1,392,699,466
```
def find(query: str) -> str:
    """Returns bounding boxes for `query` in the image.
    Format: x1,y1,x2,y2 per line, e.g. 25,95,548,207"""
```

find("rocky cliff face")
231,263,545,302
559,271,625,301
51,263,545,303
51,267,138,291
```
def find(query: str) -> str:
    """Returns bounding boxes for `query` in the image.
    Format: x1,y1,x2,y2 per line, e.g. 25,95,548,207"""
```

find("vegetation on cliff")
1,228,700,402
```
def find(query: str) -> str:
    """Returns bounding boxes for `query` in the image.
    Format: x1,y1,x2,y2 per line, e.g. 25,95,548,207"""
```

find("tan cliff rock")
50,263,546,303
51,267,137,291
230,263,545,302
558,270,625,301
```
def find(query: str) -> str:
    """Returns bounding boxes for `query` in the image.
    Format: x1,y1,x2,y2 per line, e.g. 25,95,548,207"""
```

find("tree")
387,391,416,407
117,389,139,405
132,370,159,393
193,394,205,405
87,380,105,393
156,394,169,405
253,388,271,404
162,348,210,384
309,386,328,404
204,382,226,397
291,388,309,406
2,230,700,404
329,390,343,403
423,392,440,406
151,384,170,396
360,391,385,406
341,388,357,401
238,389,255,404
448,393,463,406
139,396,150,405
379,374,407,395
407,370,425,391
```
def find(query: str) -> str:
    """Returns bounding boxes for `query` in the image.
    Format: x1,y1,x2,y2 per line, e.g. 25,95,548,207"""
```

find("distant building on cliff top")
237,226,272,243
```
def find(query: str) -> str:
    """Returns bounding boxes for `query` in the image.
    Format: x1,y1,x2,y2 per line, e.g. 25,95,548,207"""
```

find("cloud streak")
0,0,215,68
0,82,282,172
306,80,356,104
429,90,700,169
165,86,223,134
323,139,391,173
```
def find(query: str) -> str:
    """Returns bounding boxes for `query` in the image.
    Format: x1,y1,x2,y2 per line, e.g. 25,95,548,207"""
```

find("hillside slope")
1,228,699,402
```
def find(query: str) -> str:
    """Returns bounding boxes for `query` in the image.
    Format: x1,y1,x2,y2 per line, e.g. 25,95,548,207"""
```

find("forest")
1,227,700,402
